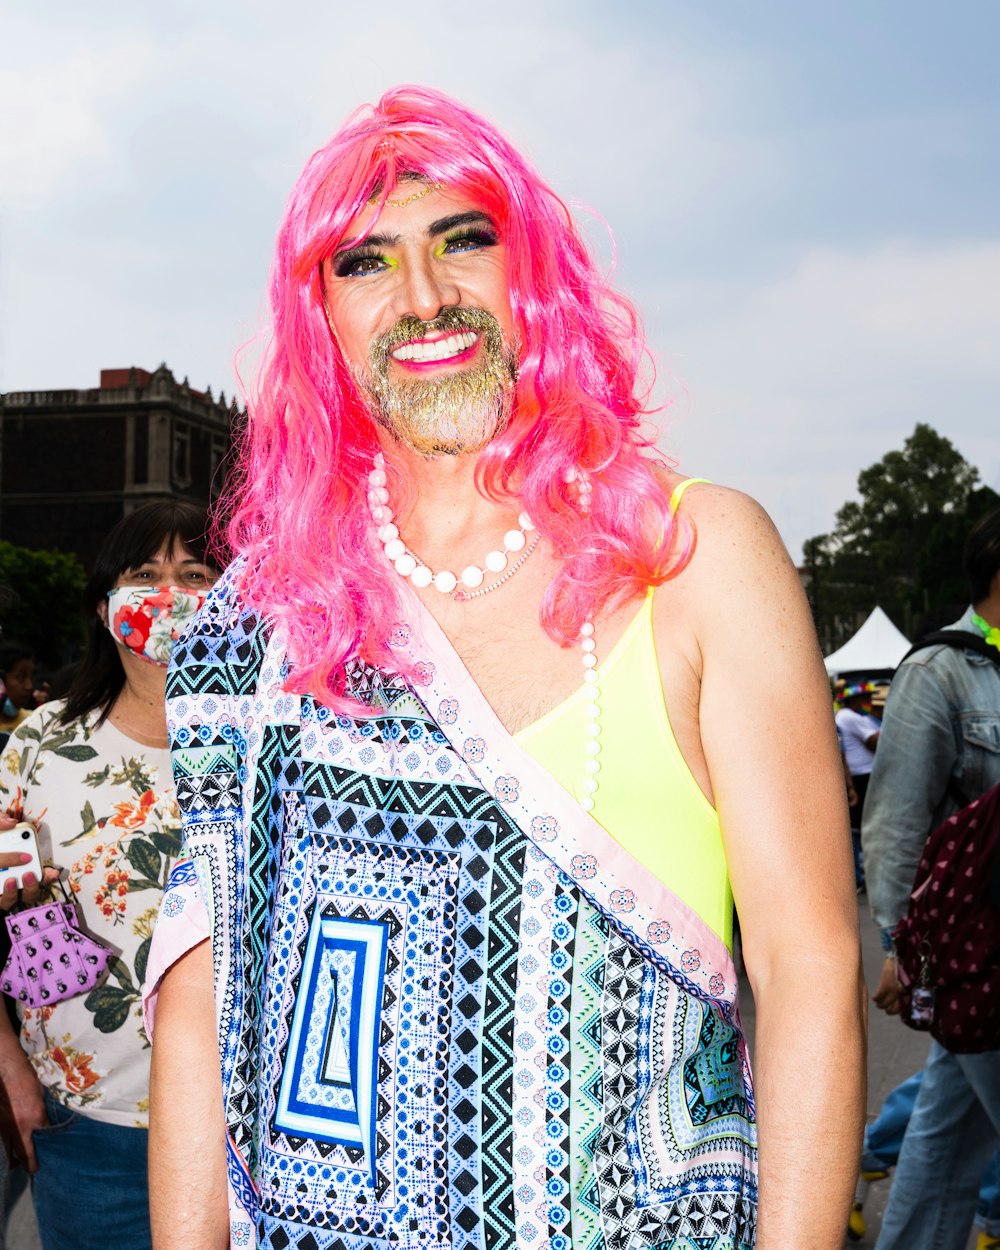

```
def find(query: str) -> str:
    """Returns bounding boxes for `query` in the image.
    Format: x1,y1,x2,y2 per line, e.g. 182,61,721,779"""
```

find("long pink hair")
226,84,689,705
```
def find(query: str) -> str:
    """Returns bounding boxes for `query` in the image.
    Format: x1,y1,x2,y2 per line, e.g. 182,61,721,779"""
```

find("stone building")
0,364,238,568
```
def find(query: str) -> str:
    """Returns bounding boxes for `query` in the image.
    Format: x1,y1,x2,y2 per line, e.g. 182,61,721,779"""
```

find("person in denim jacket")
863,505,1000,1250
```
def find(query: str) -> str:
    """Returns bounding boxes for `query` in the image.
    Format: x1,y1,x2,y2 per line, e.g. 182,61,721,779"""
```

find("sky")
2,0,997,560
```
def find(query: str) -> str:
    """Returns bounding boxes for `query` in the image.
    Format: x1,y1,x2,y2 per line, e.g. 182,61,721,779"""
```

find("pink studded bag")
894,780,1000,1053
0,890,114,1009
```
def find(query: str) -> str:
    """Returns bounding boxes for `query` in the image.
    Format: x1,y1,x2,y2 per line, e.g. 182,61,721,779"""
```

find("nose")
393,254,459,324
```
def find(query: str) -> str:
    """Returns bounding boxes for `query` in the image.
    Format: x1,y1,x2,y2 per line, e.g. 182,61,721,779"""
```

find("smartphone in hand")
0,822,43,888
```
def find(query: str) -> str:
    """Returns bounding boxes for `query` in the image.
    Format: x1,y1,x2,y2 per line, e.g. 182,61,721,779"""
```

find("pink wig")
226,84,689,705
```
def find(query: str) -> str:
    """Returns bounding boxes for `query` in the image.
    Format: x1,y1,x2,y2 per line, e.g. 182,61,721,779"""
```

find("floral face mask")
106,585,208,666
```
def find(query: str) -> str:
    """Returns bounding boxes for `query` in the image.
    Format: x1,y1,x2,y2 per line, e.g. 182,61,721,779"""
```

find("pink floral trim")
531,814,559,843
610,888,636,913
681,948,702,973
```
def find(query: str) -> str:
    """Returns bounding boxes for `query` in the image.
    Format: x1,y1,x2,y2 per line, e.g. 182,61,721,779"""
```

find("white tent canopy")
823,606,911,677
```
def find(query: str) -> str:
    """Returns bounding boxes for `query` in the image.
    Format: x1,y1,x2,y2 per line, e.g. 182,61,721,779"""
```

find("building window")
173,423,191,486
134,413,148,485
210,434,227,480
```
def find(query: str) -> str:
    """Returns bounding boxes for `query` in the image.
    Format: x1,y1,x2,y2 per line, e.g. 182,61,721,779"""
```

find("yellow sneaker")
847,1171,890,1242
974,1234,1000,1250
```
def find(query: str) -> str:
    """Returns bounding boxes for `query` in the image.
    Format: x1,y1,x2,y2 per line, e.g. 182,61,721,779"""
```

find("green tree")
0,542,87,668
804,424,999,650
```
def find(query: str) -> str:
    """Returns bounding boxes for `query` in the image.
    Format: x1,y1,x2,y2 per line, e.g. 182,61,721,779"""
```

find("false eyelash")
442,227,499,250
332,245,386,278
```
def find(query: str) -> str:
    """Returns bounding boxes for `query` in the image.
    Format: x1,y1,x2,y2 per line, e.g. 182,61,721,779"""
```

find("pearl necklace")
368,454,539,597
367,454,602,813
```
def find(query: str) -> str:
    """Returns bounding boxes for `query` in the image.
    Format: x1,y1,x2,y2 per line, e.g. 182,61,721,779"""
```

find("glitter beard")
358,307,518,457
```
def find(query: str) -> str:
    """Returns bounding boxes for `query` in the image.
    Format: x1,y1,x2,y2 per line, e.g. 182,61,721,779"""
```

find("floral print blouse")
0,702,180,1127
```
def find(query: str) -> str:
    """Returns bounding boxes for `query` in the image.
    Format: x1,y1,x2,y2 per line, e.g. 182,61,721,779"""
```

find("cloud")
0,28,153,205
1,0,997,576
1,2,752,392
652,238,1000,557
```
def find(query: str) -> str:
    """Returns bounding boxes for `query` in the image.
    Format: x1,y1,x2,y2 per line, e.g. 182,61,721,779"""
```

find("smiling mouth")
390,331,478,364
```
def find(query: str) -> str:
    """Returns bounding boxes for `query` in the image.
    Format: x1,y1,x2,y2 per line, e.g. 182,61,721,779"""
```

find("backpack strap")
900,630,1000,668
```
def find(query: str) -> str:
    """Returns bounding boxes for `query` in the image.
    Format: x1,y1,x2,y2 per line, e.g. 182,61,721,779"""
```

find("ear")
97,598,109,628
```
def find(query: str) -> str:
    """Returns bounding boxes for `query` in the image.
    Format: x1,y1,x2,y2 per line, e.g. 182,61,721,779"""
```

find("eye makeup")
435,226,500,256
332,246,397,279
328,211,501,278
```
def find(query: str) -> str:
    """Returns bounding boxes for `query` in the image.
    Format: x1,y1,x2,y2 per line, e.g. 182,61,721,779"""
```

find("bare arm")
666,488,866,1248
0,828,62,1171
0,998,46,1171
148,939,228,1250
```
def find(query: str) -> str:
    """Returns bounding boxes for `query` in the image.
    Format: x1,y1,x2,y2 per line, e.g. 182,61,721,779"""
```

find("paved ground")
3,897,984,1248
6,1169,35,1249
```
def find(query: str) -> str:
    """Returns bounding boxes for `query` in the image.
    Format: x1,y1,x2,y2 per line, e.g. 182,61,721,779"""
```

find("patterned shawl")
144,565,758,1250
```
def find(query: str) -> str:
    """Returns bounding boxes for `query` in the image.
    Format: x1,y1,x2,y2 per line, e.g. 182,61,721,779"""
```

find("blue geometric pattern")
161,564,758,1250
275,912,387,1171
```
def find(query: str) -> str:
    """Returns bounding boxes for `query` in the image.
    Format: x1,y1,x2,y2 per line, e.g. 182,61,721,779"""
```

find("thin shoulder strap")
668,476,711,515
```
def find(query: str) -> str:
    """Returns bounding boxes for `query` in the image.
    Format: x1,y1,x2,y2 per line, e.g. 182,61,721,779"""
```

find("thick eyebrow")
334,211,497,257
132,554,204,569
334,231,400,256
426,210,496,236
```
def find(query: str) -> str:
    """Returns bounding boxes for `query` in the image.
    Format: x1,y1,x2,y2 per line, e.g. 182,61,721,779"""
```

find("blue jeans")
875,1043,1000,1250
864,1071,925,1170
31,1090,151,1250
866,1071,1000,1232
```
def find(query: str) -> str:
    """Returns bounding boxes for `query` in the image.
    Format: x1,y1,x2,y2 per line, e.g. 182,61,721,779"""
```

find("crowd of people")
0,86,994,1250
847,508,1000,1250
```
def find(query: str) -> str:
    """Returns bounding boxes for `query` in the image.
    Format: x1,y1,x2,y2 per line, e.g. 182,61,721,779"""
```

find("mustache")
368,307,512,377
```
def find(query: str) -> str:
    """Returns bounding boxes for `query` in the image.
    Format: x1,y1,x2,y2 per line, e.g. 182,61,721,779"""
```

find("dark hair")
964,506,1000,605
0,642,34,677
59,502,215,726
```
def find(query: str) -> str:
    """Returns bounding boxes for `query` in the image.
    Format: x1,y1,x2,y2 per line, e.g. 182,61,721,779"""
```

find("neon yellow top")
514,479,733,947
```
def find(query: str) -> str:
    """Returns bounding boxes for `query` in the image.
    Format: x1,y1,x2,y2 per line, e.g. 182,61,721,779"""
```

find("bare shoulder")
656,468,778,536
675,479,790,568
651,478,829,740
643,478,822,807
653,479,804,633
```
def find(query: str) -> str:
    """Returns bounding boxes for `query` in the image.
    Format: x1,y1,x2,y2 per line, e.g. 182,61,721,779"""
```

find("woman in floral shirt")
0,502,218,1250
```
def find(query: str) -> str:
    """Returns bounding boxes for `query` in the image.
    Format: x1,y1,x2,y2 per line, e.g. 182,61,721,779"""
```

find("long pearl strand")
579,622,601,811
568,468,600,811
368,453,602,814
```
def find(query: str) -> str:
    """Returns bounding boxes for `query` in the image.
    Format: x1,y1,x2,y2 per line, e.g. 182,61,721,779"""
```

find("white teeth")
391,331,477,363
